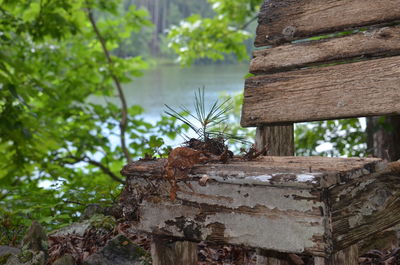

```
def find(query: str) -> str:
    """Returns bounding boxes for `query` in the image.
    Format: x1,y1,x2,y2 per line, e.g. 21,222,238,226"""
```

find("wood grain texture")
251,26,400,74
121,156,381,189
255,124,294,156
120,159,400,257
313,245,358,265
241,56,400,127
254,0,400,46
329,162,400,251
132,178,328,256
151,237,197,265
327,245,358,265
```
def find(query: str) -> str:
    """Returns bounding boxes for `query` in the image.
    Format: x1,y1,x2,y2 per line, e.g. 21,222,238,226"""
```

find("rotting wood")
330,161,400,251
327,245,359,265
135,189,327,256
121,156,382,189
254,0,400,46
120,158,400,257
255,124,294,156
256,249,290,265
151,237,197,265
241,55,400,127
313,247,359,265
255,123,294,265
313,257,325,265
251,26,400,74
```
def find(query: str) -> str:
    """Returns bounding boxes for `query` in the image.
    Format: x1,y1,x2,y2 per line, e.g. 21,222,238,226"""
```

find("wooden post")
314,245,359,265
151,237,197,265
255,124,294,156
256,124,294,265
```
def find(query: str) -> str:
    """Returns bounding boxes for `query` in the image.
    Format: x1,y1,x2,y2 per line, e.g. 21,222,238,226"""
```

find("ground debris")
198,242,257,265
164,141,233,200
44,218,400,265
359,248,400,265
46,221,151,265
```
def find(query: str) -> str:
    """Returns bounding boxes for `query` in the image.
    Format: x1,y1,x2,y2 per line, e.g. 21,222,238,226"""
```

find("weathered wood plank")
329,161,400,251
241,56,400,127
255,0,400,46
134,181,328,256
121,156,382,188
255,124,294,155
251,26,400,74
121,159,400,257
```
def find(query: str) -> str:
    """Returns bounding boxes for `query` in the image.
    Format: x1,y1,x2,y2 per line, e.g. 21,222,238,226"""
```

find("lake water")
90,63,250,146
98,63,249,120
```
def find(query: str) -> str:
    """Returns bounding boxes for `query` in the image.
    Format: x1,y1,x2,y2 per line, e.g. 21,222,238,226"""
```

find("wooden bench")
120,0,400,264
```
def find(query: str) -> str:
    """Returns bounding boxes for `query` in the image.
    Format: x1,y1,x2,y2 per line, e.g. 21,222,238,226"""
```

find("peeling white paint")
203,172,322,188
297,174,318,183
246,175,273,182
138,201,325,255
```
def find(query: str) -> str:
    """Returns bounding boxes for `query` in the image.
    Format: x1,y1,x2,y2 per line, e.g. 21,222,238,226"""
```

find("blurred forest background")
0,0,398,245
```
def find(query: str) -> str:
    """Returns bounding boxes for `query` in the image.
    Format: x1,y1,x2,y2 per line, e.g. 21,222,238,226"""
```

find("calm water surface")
121,64,248,120
90,63,250,145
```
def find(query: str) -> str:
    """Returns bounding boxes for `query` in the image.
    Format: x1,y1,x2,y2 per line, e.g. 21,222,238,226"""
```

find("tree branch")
240,15,258,30
85,157,125,184
86,7,133,164
61,155,125,184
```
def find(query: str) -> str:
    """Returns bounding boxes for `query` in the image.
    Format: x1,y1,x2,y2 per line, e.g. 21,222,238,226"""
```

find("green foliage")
167,0,263,65
0,0,186,243
207,0,260,24
0,0,372,247
295,119,367,157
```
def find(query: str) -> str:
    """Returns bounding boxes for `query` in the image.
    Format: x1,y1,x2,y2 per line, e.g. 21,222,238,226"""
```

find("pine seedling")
165,87,248,145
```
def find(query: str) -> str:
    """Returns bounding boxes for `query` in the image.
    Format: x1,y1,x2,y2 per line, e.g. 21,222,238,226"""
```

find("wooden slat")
255,0,400,46
251,26,400,74
241,56,400,127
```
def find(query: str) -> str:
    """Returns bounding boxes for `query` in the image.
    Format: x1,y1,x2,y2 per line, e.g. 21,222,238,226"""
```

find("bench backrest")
241,0,400,127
